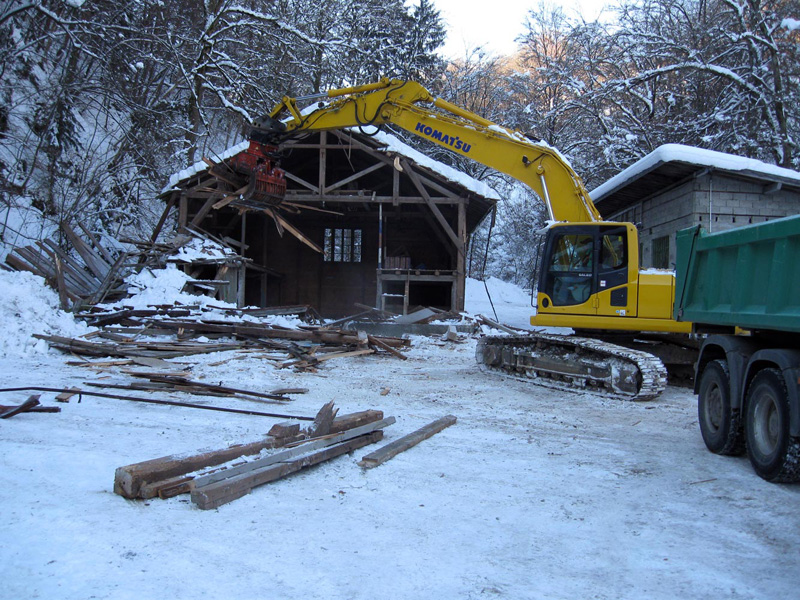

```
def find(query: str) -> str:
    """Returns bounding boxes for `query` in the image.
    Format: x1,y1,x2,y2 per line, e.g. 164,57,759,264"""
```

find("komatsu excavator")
248,78,692,400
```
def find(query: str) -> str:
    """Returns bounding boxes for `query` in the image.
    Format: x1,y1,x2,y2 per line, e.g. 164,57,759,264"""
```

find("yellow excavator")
250,78,692,399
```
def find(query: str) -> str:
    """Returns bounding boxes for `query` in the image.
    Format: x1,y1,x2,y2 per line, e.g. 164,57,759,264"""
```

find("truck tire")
697,359,744,455
745,368,800,482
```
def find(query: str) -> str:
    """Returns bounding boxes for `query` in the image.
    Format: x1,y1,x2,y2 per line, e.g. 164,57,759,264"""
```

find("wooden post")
456,200,467,312
318,131,327,196
178,192,188,233
151,195,176,243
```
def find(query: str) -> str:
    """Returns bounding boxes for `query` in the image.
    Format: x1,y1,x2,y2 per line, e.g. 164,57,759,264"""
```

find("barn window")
324,228,362,263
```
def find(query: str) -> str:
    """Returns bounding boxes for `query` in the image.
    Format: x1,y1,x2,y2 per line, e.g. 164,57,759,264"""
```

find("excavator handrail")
259,78,601,224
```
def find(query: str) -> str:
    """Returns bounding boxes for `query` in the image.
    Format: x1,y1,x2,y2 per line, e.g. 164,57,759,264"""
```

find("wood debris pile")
4,221,250,309
35,301,410,372
114,401,456,510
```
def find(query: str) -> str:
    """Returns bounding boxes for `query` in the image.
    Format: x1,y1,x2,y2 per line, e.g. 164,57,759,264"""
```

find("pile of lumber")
115,405,391,509
114,402,458,510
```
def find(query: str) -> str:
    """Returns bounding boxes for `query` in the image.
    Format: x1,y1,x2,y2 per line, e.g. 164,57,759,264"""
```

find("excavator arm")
257,78,601,224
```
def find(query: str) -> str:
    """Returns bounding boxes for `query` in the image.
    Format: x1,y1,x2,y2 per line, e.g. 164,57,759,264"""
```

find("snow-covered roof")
161,141,250,195
362,127,500,201
161,130,501,202
591,144,800,204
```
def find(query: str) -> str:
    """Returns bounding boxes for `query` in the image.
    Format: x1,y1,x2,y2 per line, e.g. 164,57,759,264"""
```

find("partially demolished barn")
160,129,498,317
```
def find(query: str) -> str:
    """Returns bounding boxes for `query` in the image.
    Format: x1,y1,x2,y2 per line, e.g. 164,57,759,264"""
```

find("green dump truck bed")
674,214,800,333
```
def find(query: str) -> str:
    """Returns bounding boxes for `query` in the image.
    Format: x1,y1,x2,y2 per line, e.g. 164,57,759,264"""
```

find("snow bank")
0,271,90,358
782,18,800,31
464,276,535,330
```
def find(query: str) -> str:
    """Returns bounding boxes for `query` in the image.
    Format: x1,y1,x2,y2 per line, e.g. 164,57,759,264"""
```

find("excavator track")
476,333,668,401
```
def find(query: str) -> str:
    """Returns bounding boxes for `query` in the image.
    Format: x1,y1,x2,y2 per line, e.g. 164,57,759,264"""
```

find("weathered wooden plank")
267,422,301,439
358,415,457,469
0,404,60,414
263,207,323,254
330,409,384,433
113,434,304,499
191,431,384,510
77,222,115,264
190,417,394,491
61,221,110,279
154,320,409,348
139,410,387,499
54,256,69,309
55,387,81,403
367,335,408,360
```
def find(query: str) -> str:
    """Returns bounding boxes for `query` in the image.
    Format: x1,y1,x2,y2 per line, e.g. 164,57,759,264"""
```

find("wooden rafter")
401,158,464,254
324,162,386,194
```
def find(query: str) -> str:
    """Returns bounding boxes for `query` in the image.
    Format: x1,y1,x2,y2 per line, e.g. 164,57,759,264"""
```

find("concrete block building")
591,145,800,268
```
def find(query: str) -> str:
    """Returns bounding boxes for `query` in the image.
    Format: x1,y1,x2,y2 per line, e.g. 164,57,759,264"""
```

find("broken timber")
191,430,386,510
114,409,386,500
0,395,43,419
358,415,457,469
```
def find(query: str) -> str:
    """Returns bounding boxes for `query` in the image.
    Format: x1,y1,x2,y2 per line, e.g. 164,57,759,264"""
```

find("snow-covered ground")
1,273,798,599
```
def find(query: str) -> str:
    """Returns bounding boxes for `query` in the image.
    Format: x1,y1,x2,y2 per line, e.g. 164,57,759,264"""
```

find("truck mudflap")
476,333,668,401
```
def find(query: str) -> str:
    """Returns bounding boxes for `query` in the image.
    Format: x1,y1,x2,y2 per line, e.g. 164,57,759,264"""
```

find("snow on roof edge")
361,127,500,201
160,131,500,201
590,144,800,202
160,141,250,195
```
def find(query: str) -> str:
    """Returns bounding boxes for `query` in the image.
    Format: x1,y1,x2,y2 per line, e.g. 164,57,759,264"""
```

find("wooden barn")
159,129,498,318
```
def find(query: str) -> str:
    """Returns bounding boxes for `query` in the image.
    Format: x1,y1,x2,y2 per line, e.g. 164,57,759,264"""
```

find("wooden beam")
456,200,467,311
319,130,327,193
327,130,462,200
78,222,115,264
401,159,463,254
283,193,458,205
151,195,176,242
114,434,303,499
61,222,110,279
191,431,384,509
178,192,188,232
190,195,221,226
324,162,386,194
358,415,457,469
193,417,394,491
263,208,323,254
284,171,320,193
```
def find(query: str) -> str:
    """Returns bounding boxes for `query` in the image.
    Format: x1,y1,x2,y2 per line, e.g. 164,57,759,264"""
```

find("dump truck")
675,215,800,482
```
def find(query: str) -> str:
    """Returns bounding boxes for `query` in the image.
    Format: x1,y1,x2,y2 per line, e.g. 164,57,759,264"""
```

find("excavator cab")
539,223,632,311
534,222,691,333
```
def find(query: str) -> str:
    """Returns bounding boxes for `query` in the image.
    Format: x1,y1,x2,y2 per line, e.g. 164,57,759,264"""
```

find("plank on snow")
114,409,385,499
358,415,457,469
191,431,384,510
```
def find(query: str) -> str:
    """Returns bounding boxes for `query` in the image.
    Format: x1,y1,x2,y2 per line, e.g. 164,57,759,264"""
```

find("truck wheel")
745,368,800,482
697,359,744,455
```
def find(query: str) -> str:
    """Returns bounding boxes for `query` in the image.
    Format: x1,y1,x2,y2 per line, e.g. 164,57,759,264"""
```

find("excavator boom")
260,78,601,224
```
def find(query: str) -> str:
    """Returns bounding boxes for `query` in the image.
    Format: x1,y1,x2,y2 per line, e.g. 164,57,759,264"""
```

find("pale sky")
431,0,613,59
